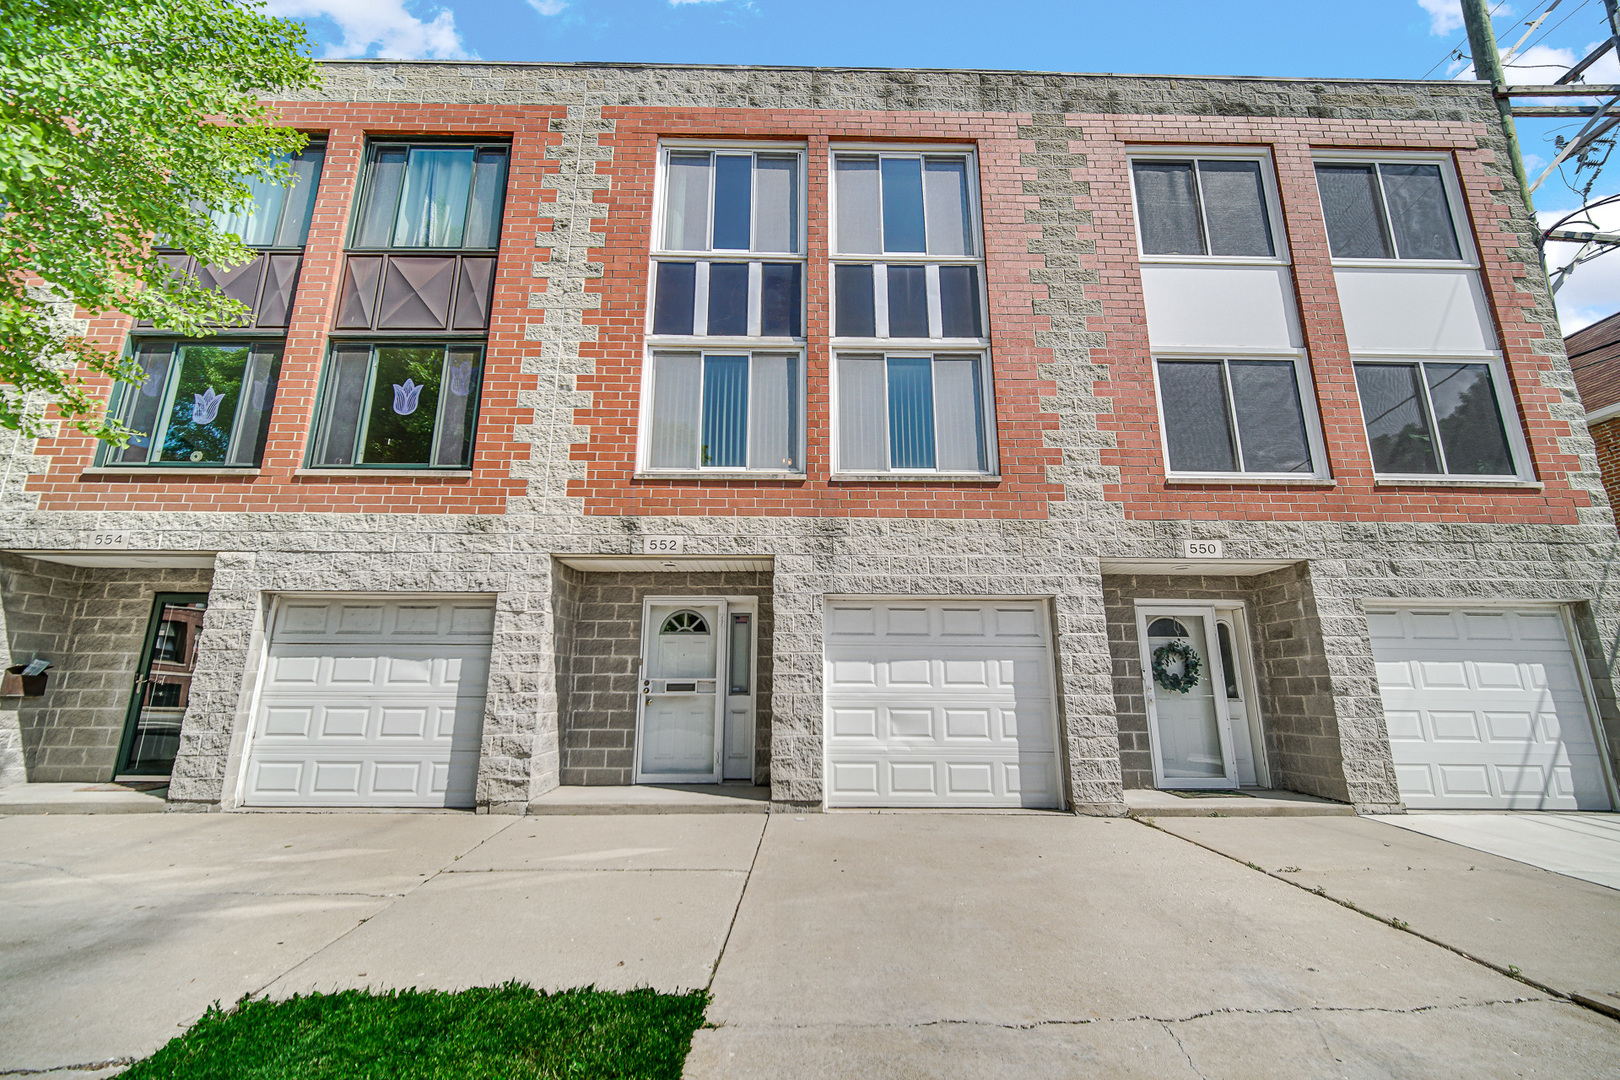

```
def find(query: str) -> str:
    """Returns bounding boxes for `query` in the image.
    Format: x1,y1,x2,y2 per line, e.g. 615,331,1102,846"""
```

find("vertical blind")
836,354,989,473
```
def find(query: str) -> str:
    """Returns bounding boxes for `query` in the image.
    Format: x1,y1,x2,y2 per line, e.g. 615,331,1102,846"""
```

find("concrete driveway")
2,809,1618,1079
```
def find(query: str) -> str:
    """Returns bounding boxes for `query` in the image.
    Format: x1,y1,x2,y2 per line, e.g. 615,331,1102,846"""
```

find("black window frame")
306,339,486,471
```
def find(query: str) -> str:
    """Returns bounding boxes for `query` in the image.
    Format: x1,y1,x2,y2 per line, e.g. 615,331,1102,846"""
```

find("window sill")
293,468,473,479
633,471,806,482
1164,475,1336,487
1372,477,1543,490
830,472,1002,483
81,467,262,478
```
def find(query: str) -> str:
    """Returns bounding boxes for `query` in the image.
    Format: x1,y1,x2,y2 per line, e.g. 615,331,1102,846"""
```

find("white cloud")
1419,0,1464,36
1540,200,1620,333
669,0,728,5
527,0,565,14
263,0,470,60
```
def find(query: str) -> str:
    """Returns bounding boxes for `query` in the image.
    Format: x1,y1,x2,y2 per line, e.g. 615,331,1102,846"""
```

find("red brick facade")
25,103,1590,526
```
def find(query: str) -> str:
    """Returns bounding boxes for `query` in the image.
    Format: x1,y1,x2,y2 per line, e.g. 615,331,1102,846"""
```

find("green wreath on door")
1151,639,1203,694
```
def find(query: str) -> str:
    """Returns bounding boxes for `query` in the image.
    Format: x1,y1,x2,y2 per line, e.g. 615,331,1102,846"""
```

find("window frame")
646,141,809,345
636,348,808,476
828,349,1000,477
96,339,284,469
828,144,990,348
305,339,486,471
346,139,512,255
1148,348,1330,481
1349,351,1533,482
1311,150,1477,269
1126,147,1290,266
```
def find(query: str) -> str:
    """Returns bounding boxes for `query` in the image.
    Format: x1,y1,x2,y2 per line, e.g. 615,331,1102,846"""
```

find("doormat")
1163,789,1252,799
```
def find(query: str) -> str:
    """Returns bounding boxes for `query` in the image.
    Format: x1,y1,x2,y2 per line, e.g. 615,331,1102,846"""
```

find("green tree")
0,0,316,439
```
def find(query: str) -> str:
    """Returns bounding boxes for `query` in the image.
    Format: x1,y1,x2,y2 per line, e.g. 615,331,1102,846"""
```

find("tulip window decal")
447,359,474,397
392,378,424,416
190,387,224,426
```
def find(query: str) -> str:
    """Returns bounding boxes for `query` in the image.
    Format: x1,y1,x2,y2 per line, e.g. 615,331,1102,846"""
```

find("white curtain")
393,149,475,248
835,157,881,255
837,356,888,471
933,357,985,472
748,354,800,470
664,153,712,251
923,157,971,256
754,155,798,253
650,353,702,469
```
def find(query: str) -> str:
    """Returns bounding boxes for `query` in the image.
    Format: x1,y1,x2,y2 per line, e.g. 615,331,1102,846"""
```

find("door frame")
1211,602,1271,789
1135,601,1238,790
114,591,209,778
721,596,759,783
634,595,729,785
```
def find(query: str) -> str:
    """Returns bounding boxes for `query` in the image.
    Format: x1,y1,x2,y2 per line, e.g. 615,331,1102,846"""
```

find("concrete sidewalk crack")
704,817,768,994
1131,818,1619,1022
1161,1019,1206,1078
0,1057,134,1076
241,817,522,1002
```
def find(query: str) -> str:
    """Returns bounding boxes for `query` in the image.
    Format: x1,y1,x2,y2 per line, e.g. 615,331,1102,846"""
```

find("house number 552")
644,535,684,554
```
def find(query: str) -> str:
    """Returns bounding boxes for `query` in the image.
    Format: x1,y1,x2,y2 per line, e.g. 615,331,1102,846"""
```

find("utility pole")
1461,0,1538,214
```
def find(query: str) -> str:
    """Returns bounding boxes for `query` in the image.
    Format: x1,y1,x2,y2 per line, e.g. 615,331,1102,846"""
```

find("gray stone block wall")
0,63,1615,815
0,554,213,783
553,569,773,785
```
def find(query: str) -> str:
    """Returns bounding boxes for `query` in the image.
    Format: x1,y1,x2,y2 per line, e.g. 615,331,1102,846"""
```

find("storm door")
1137,604,1238,790
635,599,727,784
116,593,208,776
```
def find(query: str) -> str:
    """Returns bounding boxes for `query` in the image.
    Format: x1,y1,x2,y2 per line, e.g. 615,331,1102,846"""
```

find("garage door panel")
246,597,492,809
824,599,1060,809
1369,607,1610,811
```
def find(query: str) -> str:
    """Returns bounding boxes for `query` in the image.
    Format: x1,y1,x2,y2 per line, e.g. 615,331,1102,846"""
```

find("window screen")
1157,358,1314,475
1316,162,1462,261
1353,361,1514,476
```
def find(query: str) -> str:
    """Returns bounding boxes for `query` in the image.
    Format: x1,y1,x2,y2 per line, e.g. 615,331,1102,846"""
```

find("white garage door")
244,597,495,808
1369,607,1611,810
824,599,1062,809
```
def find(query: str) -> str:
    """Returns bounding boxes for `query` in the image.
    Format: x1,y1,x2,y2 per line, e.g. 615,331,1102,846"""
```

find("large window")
101,341,282,467
208,145,327,248
313,141,509,470
351,143,509,250
642,145,806,475
831,148,993,475
836,354,988,473
1353,360,1519,478
1315,161,1463,262
310,343,483,469
1132,158,1276,258
647,352,801,471
1154,357,1320,477
650,148,804,338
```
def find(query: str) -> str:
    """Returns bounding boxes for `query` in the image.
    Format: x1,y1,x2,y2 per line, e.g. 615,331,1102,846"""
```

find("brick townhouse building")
1571,311,1620,519
1,61,1617,817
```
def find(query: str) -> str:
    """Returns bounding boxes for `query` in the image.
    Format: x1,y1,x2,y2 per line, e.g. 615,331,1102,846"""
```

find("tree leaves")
0,0,317,438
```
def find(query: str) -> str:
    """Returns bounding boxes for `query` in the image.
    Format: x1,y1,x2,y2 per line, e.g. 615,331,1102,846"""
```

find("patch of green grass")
119,983,708,1080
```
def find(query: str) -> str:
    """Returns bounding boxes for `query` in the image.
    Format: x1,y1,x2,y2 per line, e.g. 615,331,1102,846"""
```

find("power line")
1420,0,1514,79
1502,0,1598,65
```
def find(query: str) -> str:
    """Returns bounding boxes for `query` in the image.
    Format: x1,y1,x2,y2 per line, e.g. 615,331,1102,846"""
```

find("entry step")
527,784,770,815
1126,788,1354,818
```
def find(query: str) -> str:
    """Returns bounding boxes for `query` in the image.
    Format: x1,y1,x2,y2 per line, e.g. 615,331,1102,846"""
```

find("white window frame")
1149,347,1330,481
828,145,990,347
636,348,807,476
646,142,808,344
1127,147,1291,267
1311,150,1478,269
641,143,808,477
828,349,999,477
1349,351,1534,483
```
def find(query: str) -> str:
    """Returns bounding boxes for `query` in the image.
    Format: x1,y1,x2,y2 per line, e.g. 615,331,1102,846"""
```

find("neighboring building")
1570,310,1620,520
1,62,1617,817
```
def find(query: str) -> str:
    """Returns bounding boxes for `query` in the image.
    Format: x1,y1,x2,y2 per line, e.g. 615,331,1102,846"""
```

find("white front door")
1139,605,1238,790
635,600,726,784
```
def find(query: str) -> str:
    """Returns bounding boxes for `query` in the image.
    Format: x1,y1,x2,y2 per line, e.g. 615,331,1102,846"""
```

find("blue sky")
263,0,1620,329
